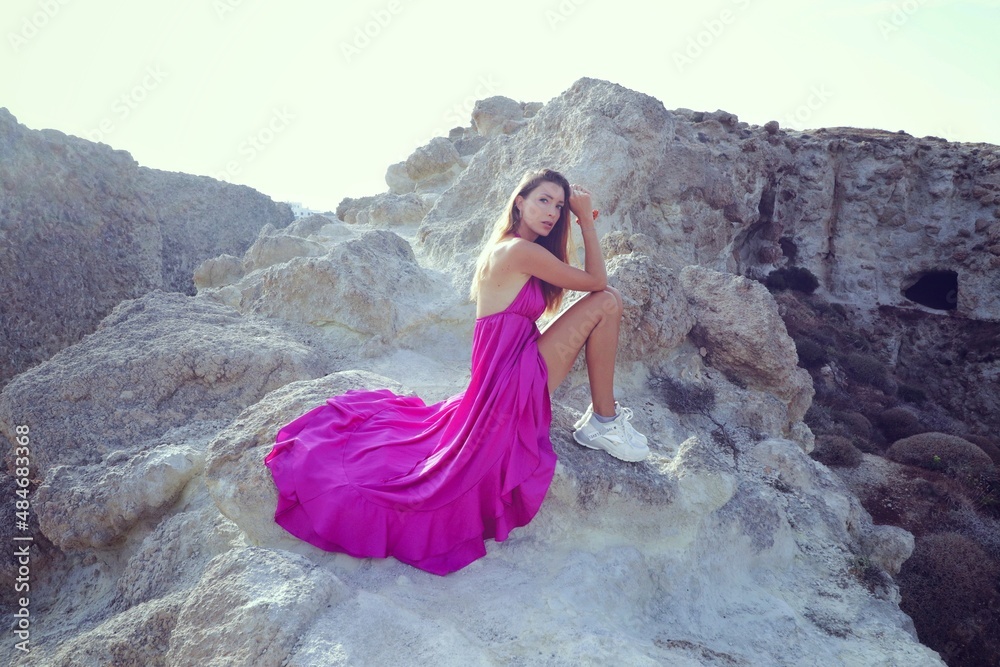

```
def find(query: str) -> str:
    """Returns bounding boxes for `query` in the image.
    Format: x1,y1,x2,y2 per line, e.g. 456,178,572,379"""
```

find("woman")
264,168,648,576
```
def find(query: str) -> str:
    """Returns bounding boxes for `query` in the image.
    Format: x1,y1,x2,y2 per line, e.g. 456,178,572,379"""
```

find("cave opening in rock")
903,270,958,311
758,187,776,224
779,236,798,262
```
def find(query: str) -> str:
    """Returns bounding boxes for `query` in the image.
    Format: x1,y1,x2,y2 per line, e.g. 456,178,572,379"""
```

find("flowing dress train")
263,276,555,575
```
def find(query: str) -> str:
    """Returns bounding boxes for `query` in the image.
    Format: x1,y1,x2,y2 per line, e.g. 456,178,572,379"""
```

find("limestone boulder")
0,290,329,550
679,265,814,429
163,547,343,667
284,213,334,237
242,227,328,272
0,291,327,472
606,252,694,361
192,253,244,290
218,230,446,349
137,168,295,293
49,591,188,667
37,442,203,551
471,95,528,138
385,160,414,194
111,502,244,612
337,192,430,227
405,136,463,193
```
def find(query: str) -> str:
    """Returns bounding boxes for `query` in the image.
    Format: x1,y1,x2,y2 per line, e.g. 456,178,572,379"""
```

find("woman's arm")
509,185,607,292
575,208,606,291
510,238,606,292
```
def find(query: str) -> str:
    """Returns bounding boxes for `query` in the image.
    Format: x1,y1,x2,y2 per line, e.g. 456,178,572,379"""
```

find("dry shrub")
887,432,994,476
806,406,880,454
852,438,884,455
876,407,922,442
810,435,863,468
794,338,829,369
804,402,835,434
649,374,715,415
964,435,1000,466
898,532,1000,666
856,467,980,536
897,383,927,404
833,410,873,440
848,385,896,422
841,351,893,392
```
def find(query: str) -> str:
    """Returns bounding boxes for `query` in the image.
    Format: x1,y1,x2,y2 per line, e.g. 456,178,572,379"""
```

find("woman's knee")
592,287,621,321
602,285,624,313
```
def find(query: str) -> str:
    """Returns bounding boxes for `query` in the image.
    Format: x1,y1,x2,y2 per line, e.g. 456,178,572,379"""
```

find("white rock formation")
5,76,991,665
0,108,294,386
416,79,1000,323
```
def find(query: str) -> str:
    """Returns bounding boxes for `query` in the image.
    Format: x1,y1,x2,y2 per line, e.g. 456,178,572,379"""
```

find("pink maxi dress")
264,276,556,575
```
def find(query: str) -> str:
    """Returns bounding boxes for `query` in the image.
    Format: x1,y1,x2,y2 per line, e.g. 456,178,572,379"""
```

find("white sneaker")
574,402,649,448
573,410,650,462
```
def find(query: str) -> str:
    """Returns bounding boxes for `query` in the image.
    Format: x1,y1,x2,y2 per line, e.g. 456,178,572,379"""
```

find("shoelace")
616,406,648,447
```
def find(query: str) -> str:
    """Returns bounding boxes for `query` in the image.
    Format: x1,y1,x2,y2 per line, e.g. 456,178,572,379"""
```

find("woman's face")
515,180,565,237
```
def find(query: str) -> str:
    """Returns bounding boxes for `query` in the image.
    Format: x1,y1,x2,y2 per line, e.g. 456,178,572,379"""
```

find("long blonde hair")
469,168,573,316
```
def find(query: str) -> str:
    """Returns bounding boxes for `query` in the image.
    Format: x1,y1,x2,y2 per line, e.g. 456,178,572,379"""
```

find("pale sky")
2,0,998,212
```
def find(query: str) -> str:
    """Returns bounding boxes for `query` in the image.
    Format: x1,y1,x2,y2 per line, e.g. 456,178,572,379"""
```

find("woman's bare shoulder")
476,241,534,316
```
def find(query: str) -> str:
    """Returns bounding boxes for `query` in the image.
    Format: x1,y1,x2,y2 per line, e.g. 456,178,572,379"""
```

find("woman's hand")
568,184,598,225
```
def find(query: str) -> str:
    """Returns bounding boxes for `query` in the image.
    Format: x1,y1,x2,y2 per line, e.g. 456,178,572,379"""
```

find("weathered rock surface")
680,265,815,432
0,108,293,386
471,95,531,138
195,224,469,359
416,78,1000,324
0,290,330,552
336,191,432,227
606,252,694,361
163,547,341,667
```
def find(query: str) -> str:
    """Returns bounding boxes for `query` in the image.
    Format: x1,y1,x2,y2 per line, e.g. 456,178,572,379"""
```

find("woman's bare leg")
537,287,623,417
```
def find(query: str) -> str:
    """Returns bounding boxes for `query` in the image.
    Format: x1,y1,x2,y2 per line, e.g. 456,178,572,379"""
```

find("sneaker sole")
573,430,649,462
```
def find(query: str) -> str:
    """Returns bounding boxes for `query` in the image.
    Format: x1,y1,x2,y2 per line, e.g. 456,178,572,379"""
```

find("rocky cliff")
0,107,294,386
5,76,998,665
